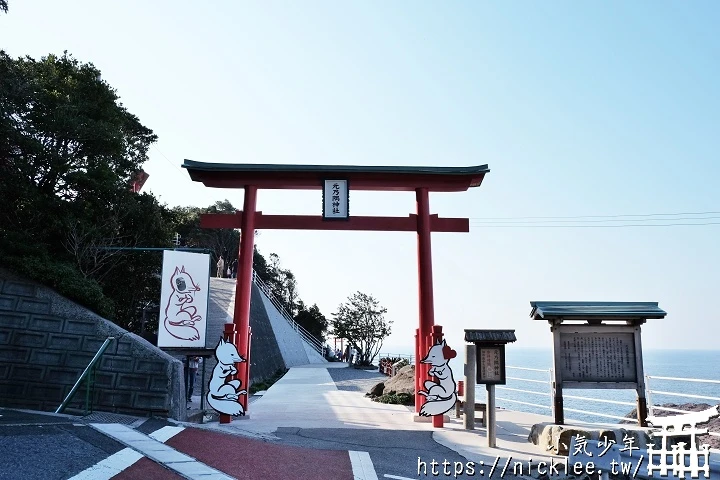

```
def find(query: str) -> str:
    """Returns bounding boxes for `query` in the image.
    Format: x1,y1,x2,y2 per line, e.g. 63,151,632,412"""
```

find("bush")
0,246,114,318
373,392,415,406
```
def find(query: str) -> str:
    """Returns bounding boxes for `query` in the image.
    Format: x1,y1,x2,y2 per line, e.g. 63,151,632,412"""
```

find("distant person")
216,256,225,278
231,259,238,279
187,356,200,403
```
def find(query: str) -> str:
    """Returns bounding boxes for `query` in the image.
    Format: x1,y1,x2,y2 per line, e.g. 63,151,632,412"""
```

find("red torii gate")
182,161,489,425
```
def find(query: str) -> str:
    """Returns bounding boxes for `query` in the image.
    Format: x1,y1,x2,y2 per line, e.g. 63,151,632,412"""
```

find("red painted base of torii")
183,161,489,428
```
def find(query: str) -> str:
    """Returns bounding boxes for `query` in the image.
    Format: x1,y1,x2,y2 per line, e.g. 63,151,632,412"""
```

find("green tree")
170,200,241,275
331,292,392,365
264,253,300,316
0,50,157,254
1,1,7,13
0,50,164,326
294,302,328,344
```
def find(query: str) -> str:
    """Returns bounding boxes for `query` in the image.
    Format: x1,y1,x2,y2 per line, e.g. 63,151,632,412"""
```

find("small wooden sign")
322,179,349,220
476,344,506,385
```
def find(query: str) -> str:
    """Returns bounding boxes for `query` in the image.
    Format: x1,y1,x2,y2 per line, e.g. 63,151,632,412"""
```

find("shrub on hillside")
0,247,114,319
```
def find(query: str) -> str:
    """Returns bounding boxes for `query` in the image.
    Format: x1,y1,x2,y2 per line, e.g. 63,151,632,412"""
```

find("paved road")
0,408,126,480
1,365,482,480
0,406,478,479
274,426,478,479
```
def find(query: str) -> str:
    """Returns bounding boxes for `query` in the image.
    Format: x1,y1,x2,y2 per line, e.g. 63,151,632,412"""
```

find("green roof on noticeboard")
529,301,667,320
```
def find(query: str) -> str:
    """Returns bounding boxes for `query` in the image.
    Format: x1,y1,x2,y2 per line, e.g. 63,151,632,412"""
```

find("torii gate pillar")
415,187,435,412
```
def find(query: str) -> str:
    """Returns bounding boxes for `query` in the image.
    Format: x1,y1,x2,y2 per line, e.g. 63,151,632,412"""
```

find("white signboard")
158,250,210,348
323,179,349,219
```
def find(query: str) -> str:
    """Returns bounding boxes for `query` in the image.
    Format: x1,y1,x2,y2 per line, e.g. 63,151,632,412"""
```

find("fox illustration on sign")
418,339,458,417
163,266,203,341
206,337,247,416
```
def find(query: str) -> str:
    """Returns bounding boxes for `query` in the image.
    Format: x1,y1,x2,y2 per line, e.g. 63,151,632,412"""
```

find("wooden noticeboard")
558,331,638,384
476,344,506,385
553,325,643,390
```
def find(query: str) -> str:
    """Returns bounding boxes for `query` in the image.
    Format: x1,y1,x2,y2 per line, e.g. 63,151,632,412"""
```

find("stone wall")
0,269,186,419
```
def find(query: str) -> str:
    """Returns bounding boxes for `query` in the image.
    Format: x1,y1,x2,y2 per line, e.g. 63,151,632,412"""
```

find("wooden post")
464,344,475,430
633,325,648,427
551,324,564,425
487,384,496,447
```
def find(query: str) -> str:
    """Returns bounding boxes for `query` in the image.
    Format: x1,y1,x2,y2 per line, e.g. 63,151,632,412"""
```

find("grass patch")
249,368,288,394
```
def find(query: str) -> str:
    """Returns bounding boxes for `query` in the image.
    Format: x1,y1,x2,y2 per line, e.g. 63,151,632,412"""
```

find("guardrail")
495,366,556,413
492,367,720,437
377,353,415,364
251,270,324,356
646,374,720,446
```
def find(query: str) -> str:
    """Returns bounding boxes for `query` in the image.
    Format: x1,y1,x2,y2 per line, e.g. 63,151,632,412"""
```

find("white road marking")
148,425,185,442
67,448,143,480
68,424,185,479
349,450,379,480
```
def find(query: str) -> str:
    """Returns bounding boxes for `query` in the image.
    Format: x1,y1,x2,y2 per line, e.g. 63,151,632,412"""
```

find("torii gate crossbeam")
183,161,490,427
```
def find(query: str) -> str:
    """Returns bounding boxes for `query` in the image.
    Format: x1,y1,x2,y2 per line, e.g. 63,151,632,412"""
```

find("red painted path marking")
114,427,354,480
113,457,183,479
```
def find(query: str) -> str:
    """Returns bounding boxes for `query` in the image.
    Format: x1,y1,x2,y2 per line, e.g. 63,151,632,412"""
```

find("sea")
466,348,720,424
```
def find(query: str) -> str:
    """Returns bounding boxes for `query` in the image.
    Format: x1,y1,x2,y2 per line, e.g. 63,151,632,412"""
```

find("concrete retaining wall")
248,284,287,382
258,291,326,367
0,269,186,419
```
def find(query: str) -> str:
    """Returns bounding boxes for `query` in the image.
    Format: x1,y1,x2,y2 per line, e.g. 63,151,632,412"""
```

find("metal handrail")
56,337,114,414
646,374,720,419
496,396,552,410
496,386,548,397
490,367,720,428
506,376,547,384
562,394,636,407
251,270,323,355
648,390,720,403
378,353,414,362
647,375,720,384
564,407,629,421
506,366,549,373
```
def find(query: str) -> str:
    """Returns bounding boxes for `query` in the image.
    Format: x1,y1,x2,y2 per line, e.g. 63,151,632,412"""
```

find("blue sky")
2,1,719,353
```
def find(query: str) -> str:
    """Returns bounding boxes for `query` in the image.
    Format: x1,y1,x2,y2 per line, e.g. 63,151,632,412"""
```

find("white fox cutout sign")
418,339,458,417
206,337,247,416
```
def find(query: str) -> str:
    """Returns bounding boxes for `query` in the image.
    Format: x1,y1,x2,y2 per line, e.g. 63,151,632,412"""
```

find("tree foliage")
0,49,328,343
0,50,167,329
331,292,392,365
170,200,241,275
169,202,324,336
294,302,328,343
